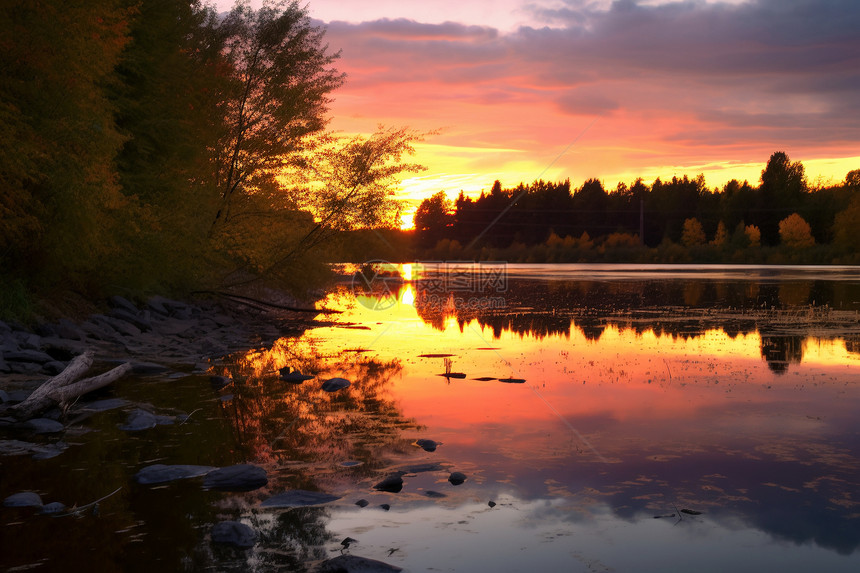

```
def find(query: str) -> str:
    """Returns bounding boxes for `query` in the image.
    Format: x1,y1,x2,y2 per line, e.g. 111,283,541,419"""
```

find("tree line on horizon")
412,152,860,264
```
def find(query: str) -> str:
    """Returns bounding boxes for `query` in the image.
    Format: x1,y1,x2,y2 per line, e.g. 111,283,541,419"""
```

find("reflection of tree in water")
213,338,418,470
200,339,420,571
407,277,860,371
760,333,806,374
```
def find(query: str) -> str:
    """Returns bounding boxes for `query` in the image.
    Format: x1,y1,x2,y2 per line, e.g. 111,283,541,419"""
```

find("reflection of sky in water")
299,266,860,569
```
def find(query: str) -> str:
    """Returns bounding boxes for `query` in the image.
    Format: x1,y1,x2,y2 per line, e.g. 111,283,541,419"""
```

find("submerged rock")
203,464,267,492
260,490,341,508
448,472,467,486
135,464,216,485
424,490,446,498
413,439,440,452
373,475,403,493
211,520,256,548
279,367,315,383
39,501,67,514
355,499,369,508
318,554,402,573
3,491,43,508
23,418,64,434
321,377,350,392
119,409,173,431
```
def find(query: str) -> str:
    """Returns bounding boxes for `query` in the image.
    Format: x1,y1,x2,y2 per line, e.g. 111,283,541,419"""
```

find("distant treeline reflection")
408,278,860,373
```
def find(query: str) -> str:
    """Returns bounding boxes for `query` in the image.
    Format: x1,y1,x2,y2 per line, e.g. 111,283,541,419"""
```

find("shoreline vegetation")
2,1,858,325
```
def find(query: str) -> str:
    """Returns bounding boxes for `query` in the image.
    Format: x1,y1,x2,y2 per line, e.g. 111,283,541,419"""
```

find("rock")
42,361,67,375
109,295,139,314
56,319,86,341
5,389,31,403
78,398,128,412
111,308,152,332
318,554,402,573
380,504,390,511
8,361,43,374
488,501,496,508
448,472,467,486
3,349,55,364
355,499,369,508
131,361,171,375
135,464,217,485
203,464,268,492
119,409,172,431
211,520,256,548
3,491,43,508
23,418,65,434
260,490,341,508
209,375,232,390
321,377,350,392
279,368,315,383
373,475,403,493
91,314,141,337
424,490,446,498
498,377,526,384
39,502,67,514
413,439,440,452
340,460,363,468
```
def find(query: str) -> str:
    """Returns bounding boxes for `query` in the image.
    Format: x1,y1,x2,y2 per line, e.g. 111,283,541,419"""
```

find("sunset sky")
220,0,860,226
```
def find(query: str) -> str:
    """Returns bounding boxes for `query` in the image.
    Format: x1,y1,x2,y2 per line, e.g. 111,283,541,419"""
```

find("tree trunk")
8,352,130,420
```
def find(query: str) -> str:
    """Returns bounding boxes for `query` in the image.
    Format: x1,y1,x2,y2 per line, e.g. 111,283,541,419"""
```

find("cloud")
319,0,860,186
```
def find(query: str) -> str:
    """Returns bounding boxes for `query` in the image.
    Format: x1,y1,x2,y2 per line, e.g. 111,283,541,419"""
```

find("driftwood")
9,351,131,420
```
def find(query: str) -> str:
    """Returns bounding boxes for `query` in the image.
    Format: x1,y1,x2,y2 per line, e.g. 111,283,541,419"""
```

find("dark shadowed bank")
0,291,325,399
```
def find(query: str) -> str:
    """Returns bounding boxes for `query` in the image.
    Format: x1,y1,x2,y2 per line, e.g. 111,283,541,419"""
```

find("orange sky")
219,1,860,228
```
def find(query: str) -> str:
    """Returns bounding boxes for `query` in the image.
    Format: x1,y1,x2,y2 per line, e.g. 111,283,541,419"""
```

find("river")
3,264,860,572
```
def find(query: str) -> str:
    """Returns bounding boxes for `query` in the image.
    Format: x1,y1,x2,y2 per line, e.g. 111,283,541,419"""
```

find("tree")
711,221,728,247
745,224,761,247
681,217,706,247
756,151,807,244
0,0,132,287
779,213,814,249
833,196,860,254
414,191,453,249
211,0,344,229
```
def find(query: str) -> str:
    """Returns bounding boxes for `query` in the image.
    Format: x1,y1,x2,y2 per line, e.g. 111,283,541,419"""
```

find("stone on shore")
203,464,268,491
23,418,65,434
211,520,257,548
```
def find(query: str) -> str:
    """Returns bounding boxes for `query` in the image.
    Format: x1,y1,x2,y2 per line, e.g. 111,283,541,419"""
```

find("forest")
0,0,420,319
411,153,860,265
3,1,860,321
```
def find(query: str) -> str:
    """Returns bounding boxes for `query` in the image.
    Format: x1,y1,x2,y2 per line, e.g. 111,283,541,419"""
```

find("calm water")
3,264,860,572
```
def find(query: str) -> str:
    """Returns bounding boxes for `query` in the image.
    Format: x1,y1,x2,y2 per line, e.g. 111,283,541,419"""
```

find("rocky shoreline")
0,293,321,398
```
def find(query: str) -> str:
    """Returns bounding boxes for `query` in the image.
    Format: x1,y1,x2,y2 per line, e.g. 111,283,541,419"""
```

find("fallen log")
9,352,130,420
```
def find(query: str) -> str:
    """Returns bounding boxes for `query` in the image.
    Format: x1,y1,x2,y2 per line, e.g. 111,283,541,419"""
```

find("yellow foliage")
778,213,814,249
681,217,706,247
745,225,761,247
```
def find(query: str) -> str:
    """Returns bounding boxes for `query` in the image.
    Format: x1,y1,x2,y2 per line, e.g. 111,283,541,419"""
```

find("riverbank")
0,292,323,396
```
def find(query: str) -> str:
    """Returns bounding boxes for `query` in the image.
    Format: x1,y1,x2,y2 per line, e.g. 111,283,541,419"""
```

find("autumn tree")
745,224,762,247
711,221,728,247
0,0,131,288
681,217,706,247
779,213,814,249
211,0,344,229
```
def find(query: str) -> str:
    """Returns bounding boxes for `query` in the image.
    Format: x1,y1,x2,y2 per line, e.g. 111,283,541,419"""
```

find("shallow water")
3,264,860,572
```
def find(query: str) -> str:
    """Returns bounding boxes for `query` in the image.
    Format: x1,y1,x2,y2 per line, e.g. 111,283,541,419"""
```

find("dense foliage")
1,0,416,314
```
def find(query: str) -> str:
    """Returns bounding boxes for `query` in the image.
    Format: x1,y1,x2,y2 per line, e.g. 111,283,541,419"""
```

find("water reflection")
301,264,860,569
